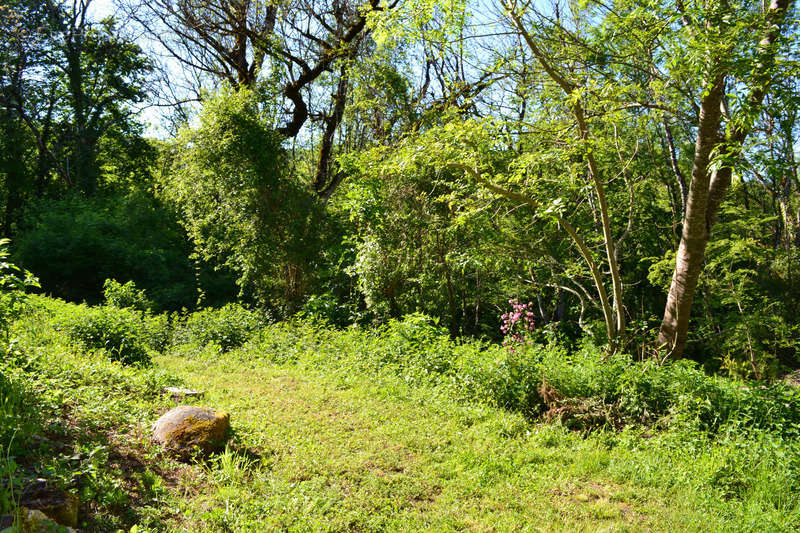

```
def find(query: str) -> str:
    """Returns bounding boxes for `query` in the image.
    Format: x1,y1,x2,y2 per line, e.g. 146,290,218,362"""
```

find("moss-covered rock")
19,508,77,532
19,480,78,528
152,406,230,459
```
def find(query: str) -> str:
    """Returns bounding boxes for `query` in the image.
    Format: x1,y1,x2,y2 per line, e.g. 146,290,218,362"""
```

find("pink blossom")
499,298,536,354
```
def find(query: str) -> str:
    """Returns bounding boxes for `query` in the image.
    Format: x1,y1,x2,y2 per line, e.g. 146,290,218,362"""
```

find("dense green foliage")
103,278,154,313
1,0,798,375
0,238,37,340
55,301,152,366
14,194,191,308
173,303,268,352
13,194,238,310
165,89,324,309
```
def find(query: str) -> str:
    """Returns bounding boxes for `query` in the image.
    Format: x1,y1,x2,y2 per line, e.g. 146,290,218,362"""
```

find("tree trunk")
314,65,350,201
65,27,97,194
663,119,688,217
658,0,793,357
657,76,726,357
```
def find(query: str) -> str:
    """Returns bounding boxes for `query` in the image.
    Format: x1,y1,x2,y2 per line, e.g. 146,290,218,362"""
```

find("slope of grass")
1,297,799,531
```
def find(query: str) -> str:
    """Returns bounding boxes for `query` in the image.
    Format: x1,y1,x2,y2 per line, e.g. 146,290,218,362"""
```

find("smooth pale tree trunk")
657,76,725,356
658,0,793,358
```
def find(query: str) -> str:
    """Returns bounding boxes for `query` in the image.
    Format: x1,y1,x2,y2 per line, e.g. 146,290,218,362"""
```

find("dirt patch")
549,481,648,525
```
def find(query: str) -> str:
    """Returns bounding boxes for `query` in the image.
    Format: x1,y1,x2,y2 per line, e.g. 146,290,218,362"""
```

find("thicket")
171,303,268,352
13,194,240,311
18,284,800,443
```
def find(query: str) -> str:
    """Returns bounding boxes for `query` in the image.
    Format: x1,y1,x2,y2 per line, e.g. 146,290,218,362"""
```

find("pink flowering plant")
500,299,536,353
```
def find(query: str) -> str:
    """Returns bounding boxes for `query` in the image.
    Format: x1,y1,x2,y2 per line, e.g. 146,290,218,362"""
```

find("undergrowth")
2,299,799,530
1,298,180,530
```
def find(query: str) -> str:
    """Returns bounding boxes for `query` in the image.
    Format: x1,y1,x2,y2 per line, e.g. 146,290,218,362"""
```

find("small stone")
152,406,230,459
164,387,204,400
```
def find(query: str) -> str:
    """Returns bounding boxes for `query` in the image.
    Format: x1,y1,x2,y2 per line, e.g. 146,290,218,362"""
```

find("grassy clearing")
1,297,799,531
156,355,716,532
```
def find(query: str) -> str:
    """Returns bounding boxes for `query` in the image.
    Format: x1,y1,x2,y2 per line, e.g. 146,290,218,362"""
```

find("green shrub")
57,305,150,365
0,238,39,341
321,314,800,436
103,280,174,352
142,312,173,353
377,313,454,375
300,292,354,328
610,359,800,436
452,342,545,418
176,303,267,352
103,278,153,312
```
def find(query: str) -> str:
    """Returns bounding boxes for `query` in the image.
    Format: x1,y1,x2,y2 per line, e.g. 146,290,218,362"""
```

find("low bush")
451,341,545,418
0,238,39,342
376,313,455,376
103,278,153,312
299,292,354,328
174,303,267,352
56,304,150,365
142,312,173,353
103,279,173,352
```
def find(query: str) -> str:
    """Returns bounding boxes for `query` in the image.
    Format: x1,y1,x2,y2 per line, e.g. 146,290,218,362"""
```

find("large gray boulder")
152,406,230,458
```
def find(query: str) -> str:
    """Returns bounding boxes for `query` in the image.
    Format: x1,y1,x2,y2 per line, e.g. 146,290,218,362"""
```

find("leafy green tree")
654,0,797,358
54,9,152,194
166,88,322,309
1,0,151,197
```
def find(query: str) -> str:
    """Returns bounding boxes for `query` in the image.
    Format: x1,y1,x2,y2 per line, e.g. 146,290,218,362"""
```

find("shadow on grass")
0,358,174,531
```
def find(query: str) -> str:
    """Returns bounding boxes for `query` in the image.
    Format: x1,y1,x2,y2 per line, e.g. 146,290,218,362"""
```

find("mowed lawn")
156,354,729,532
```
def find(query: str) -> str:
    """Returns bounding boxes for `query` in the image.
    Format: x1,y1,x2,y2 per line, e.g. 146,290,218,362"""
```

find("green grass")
155,355,698,531
153,352,795,532
2,297,799,531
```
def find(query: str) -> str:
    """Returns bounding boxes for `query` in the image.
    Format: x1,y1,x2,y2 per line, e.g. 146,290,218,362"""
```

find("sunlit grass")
3,298,799,531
